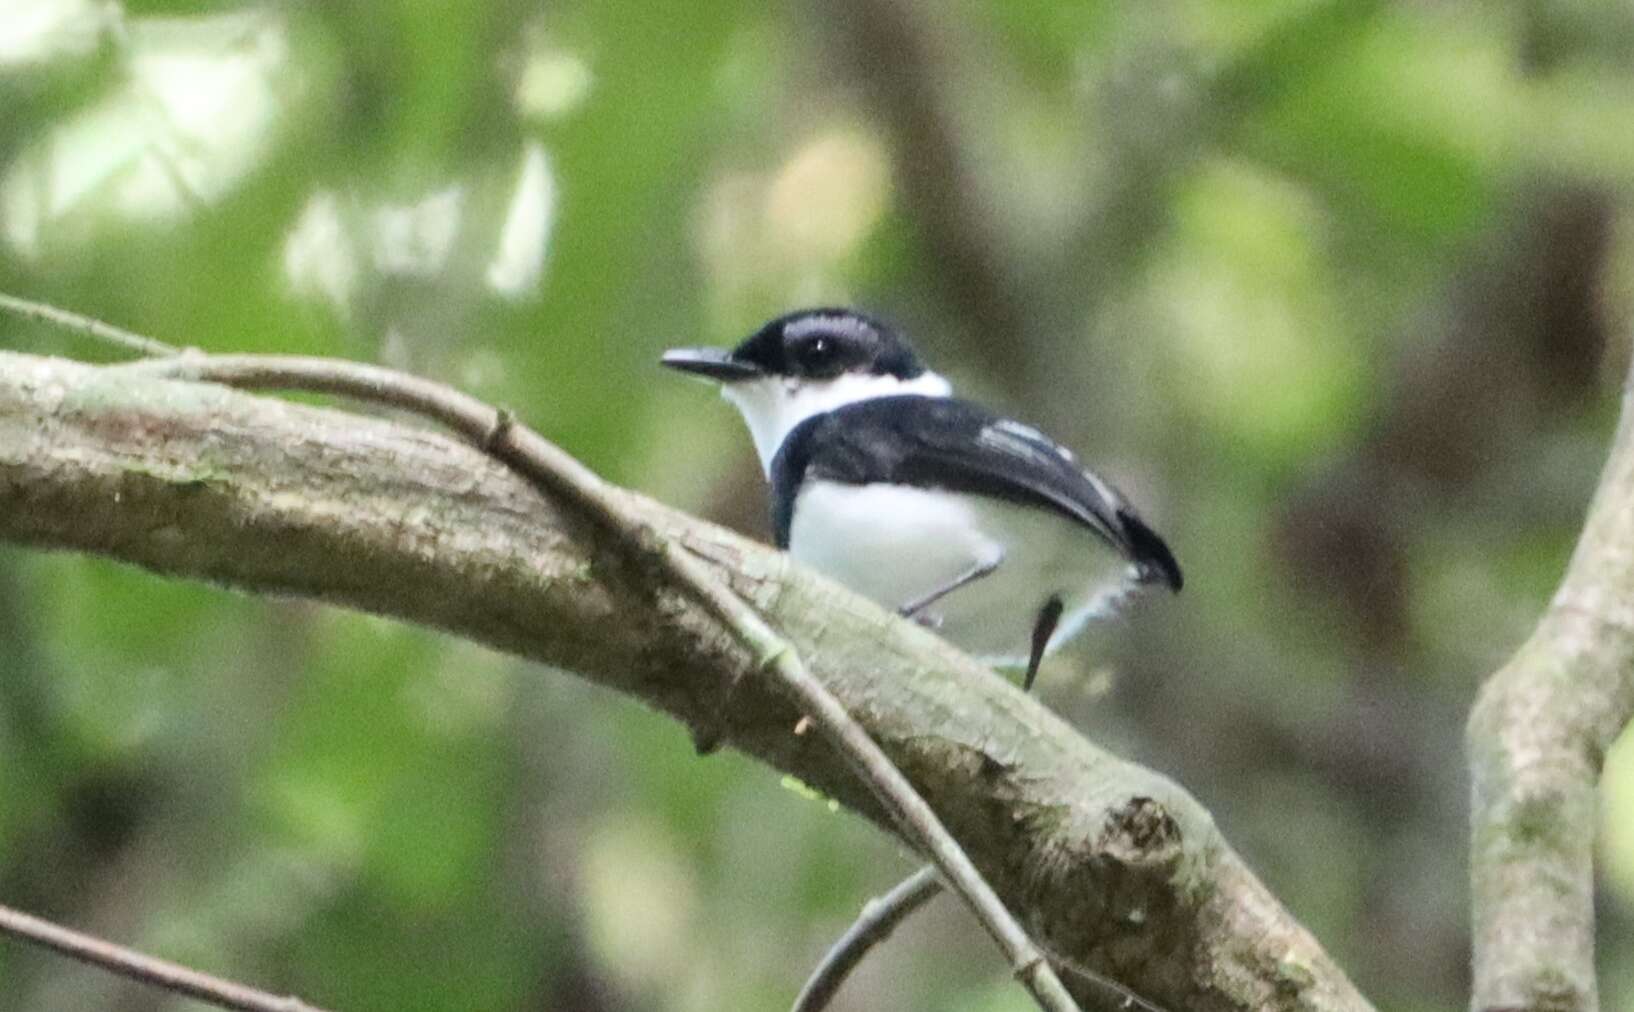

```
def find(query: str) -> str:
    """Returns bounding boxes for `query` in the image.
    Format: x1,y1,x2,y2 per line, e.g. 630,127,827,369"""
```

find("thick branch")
116,352,1077,1010
0,350,1369,1011
1467,370,1634,1011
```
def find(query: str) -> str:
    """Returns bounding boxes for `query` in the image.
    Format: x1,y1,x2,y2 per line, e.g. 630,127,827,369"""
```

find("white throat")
723,370,953,473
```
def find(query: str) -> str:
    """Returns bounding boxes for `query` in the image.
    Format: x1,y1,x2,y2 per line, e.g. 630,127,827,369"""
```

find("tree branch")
1467,356,1634,1011
793,865,943,1012
0,349,1370,1011
113,351,1078,1011
0,293,181,358
0,902,325,1012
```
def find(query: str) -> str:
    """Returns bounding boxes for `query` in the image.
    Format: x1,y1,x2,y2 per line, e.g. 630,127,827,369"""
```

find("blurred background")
2,1,1633,1010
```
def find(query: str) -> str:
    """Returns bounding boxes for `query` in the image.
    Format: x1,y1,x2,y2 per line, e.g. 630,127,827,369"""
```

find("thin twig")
114,351,1083,1012
790,671,1165,1012
792,864,943,1012
0,292,181,358
795,861,1169,1012
0,903,323,1012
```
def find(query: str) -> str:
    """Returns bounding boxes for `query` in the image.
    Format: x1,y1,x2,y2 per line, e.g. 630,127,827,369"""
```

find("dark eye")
798,336,838,371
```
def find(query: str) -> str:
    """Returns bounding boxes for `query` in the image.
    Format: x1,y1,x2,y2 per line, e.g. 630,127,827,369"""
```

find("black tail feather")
1118,510,1182,592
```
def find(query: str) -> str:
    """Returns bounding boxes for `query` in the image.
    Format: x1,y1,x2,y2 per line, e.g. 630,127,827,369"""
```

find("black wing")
770,395,1182,590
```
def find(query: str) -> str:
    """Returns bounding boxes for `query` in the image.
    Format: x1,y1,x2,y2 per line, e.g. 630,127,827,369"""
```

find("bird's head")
663,308,951,471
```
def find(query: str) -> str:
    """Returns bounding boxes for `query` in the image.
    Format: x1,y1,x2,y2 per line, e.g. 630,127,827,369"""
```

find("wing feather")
771,395,1182,590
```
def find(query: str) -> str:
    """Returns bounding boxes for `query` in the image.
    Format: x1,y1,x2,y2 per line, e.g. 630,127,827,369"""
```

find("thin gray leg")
896,555,1003,620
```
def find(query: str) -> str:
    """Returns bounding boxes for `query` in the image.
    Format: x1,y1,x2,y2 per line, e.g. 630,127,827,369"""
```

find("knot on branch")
1098,795,1183,865
1076,795,1188,932
480,407,516,452
1015,791,1194,973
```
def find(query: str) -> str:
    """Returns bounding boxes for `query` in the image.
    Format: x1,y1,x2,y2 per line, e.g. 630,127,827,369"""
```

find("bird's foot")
904,609,943,631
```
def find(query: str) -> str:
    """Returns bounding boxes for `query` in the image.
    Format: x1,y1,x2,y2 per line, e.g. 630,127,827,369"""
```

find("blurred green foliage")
2,1,1633,1010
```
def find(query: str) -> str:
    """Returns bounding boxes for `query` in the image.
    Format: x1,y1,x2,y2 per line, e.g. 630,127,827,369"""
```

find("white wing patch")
992,418,1048,443
980,418,1079,465
978,419,1128,540
977,420,1054,463
1079,467,1120,507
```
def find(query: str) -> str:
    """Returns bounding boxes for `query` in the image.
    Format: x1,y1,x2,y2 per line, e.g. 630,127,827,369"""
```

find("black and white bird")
662,308,1181,690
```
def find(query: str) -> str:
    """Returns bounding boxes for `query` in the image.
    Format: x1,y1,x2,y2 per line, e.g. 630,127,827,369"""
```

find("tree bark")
0,349,1371,1010
1467,368,1634,1012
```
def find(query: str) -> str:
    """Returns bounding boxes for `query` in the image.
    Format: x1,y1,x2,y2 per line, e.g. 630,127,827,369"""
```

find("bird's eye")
799,336,837,370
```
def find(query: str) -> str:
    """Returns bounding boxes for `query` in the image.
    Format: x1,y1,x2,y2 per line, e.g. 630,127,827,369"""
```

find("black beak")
660,347,763,382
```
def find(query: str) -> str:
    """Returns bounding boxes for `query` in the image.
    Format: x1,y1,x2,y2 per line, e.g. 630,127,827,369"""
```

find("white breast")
788,480,1141,665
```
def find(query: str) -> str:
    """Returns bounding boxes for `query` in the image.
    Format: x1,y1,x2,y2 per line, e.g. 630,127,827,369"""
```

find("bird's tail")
1117,509,1183,591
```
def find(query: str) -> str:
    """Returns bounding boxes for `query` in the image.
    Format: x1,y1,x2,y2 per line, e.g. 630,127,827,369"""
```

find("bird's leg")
896,554,1002,622
1024,595,1064,692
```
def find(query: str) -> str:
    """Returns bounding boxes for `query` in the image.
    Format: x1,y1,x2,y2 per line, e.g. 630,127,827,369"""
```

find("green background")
2,1,1633,1009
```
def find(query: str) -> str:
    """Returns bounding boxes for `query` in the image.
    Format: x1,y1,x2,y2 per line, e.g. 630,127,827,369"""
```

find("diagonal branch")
0,292,182,358
1467,355,1634,1012
0,902,325,1012
0,348,1371,1011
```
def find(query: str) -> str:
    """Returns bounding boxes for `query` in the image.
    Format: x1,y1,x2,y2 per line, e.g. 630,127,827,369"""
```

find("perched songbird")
662,308,1181,689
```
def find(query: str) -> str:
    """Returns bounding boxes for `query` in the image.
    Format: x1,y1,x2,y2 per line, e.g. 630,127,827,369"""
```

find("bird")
662,308,1181,690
